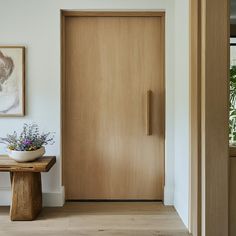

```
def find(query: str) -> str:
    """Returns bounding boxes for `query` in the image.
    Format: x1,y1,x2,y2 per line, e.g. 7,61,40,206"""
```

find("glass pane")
230,38,236,146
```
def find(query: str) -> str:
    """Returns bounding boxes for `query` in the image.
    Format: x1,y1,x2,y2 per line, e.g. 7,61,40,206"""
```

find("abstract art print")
0,46,25,116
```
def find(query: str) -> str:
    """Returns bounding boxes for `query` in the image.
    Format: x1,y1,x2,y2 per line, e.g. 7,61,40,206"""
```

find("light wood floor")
0,202,190,236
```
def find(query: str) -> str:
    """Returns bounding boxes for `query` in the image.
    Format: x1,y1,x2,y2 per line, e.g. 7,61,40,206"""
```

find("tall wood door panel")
63,14,165,200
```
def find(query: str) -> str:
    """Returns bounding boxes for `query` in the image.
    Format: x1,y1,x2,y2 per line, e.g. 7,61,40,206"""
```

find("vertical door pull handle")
146,90,152,135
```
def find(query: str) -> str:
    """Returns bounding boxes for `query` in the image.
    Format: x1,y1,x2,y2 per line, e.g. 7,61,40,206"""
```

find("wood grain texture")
0,156,56,221
0,202,189,236
0,156,56,172
201,0,229,235
62,11,165,17
61,11,66,186
63,16,165,200
190,0,201,235
10,172,42,221
146,90,152,135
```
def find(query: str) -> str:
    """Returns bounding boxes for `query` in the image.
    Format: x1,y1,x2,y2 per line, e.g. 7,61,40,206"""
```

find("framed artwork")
0,46,25,116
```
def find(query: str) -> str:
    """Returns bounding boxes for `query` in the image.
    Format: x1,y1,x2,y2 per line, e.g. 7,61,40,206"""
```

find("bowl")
7,147,45,162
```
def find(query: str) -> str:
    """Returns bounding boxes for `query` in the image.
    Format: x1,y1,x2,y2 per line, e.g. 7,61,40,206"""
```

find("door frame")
60,10,166,199
60,3,230,234
190,0,229,235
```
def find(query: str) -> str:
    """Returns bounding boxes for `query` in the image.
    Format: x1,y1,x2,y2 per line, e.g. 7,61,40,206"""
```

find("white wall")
174,0,190,227
0,0,189,227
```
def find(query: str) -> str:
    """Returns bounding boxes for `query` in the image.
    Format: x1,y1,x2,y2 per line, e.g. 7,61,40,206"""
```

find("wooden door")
63,13,165,200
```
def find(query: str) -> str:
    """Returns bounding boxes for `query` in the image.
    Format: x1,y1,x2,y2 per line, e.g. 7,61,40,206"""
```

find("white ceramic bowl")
7,147,45,162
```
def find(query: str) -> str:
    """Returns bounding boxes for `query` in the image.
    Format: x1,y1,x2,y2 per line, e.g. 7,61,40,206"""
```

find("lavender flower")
0,124,55,151
23,139,32,146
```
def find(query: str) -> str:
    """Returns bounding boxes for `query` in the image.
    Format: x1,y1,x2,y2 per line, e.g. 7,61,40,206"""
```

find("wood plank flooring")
0,202,190,236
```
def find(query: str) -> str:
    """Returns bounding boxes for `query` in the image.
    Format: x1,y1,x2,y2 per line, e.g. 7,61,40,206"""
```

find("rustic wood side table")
0,156,56,221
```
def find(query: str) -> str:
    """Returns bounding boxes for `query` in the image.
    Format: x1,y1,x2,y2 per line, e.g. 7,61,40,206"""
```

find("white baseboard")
0,186,65,207
42,186,65,207
0,185,171,206
164,185,174,205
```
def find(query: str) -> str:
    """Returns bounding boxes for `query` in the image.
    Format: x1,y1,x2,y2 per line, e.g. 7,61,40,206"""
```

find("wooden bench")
0,156,56,221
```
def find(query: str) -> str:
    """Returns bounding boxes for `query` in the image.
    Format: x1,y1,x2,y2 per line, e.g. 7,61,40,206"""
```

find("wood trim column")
190,0,229,235
190,0,201,234
201,0,229,235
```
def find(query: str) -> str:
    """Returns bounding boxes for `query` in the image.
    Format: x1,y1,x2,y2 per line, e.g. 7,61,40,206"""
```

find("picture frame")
0,46,25,116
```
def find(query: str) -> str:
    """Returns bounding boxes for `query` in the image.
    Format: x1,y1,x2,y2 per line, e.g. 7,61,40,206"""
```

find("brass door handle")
146,90,152,135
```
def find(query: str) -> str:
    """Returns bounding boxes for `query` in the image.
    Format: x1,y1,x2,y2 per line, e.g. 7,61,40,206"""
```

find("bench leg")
10,172,42,221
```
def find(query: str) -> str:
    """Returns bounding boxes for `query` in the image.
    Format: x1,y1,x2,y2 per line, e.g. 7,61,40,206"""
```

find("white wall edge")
0,186,65,207
164,185,174,205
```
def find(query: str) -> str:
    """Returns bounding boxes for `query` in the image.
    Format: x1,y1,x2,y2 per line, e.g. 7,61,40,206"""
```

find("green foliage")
229,65,236,145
